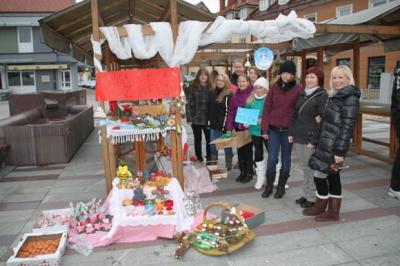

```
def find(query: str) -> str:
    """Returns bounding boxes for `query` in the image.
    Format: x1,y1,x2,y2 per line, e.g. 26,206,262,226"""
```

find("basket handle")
203,202,231,221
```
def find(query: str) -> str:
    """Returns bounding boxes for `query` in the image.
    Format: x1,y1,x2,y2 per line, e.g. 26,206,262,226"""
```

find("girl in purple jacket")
226,74,254,183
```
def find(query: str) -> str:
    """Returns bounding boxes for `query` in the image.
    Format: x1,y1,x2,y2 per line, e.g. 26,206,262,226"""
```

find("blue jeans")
267,128,293,175
209,129,233,157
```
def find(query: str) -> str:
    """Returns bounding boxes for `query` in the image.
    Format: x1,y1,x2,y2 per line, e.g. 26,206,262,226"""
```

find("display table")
69,178,200,247
156,156,218,194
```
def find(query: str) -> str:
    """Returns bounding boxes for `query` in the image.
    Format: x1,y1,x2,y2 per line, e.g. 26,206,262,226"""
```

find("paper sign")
235,107,260,125
95,68,181,101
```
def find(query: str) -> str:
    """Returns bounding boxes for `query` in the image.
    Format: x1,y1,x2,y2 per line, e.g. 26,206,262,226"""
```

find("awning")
8,64,69,71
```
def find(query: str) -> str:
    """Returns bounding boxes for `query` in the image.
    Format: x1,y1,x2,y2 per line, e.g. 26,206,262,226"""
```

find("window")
239,35,246,43
336,4,353,17
367,56,385,90
8,71,35,87
369,0,390,8
337,58,351,67
304,13,317,23
259,0,269,11
17,27,33,53
239,8,247,19
61,70,71,88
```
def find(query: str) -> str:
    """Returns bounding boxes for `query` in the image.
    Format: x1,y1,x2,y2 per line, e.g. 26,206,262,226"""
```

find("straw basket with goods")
192,202,256,256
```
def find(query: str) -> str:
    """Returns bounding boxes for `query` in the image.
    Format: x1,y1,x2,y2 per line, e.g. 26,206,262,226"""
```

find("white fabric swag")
92,11,316,71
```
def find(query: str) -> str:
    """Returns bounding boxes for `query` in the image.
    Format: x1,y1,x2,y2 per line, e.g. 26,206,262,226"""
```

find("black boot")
240,162,253,183
274,171,289,199
235,161,246,182
262,171,276,198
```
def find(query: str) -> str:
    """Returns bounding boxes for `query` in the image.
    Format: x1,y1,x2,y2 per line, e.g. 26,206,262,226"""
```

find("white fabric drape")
93,11,316,69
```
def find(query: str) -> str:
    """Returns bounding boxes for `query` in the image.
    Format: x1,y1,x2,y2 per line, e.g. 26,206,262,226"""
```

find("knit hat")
253,77,269,90
279,60,296,76
306,66,324,87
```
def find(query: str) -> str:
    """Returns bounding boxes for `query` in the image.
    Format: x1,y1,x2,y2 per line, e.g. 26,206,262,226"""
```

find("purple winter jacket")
225,85,254,131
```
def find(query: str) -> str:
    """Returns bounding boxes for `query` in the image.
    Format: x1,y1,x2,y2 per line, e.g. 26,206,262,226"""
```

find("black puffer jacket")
186,85,211,125
308,85,361,174
289,87,328,144
391,69,400,138
209,88,232,131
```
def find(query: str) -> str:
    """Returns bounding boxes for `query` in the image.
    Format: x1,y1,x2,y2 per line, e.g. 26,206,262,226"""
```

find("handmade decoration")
33,208,72,233
152,184,169,200
183,192,201,217
132,187,147,202
117,164,133,189
191,202,255,256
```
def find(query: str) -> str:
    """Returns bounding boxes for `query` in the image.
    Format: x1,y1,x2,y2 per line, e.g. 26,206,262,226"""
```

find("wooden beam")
301,50,307,84
190,51,249,62
159,0,171,21
199,42,292,50
315,24,400,35
128,0,135,24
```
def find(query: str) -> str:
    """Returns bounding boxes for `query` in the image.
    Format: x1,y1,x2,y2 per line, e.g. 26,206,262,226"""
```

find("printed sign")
95,68,181,101
235,107,260,126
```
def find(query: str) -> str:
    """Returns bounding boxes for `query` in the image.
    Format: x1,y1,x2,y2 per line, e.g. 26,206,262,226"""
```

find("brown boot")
315,196,342,222
302,193,329,216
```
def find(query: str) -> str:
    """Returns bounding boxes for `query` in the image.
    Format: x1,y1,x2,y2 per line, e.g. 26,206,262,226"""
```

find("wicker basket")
192,202,256,256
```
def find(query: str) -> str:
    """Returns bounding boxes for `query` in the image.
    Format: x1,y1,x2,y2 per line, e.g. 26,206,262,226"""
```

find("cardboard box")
209,168,228,180
234,203,265,229
210,131,252,150
7,231,67,266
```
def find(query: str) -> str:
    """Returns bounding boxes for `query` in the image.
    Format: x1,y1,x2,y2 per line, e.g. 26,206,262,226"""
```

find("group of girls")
186,59,360,222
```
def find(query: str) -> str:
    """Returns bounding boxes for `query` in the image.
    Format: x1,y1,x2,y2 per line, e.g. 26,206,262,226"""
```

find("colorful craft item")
132,187,147,202
122,199,133,206
155,200,164,215
163,199,174,211
152,184,169,200
117,165,133,189
239,211,254,220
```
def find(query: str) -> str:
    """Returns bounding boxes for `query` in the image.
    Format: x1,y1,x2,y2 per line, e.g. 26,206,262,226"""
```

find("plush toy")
155,200,164,215
117,165,132,188
132,187,147,202
152,184,169,200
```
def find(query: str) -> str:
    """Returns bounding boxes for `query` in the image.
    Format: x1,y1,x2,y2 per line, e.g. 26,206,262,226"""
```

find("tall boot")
254,160,266,189
315,195,342,222
262,171,275,198
241,161,253,183
302,192,329,216
274,171,289,199
225,154,233,171
235,161,246,182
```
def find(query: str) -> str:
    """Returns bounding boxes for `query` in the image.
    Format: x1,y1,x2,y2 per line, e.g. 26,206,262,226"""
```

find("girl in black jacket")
304,65,360,222
209,74,233,170
289,67,328,208
187,68,212,162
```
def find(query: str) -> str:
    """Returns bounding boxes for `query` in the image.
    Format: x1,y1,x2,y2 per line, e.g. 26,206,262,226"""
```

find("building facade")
0,0,80,94
249,0,400,100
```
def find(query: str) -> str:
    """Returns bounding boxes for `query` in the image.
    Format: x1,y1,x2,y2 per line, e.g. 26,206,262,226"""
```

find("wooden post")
353,39,360,87
301,50,307,85
91,0,113,194
390,117,398,159
353,112,362,151
317,48,324,70
169,0,184,189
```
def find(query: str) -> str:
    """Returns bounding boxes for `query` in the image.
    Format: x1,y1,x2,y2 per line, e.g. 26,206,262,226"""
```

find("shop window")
337,58,351,67
306,58,317,68
336,4,353,17
369,0,390,8
259,0,269,11
8,71,35,87
239,35,246,43
367,56,385,90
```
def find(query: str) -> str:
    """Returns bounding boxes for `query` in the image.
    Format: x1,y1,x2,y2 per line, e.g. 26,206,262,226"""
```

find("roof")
0,0,74,13
292,0,400,52
39,0,216,64
220,0,258,15
322,0,400,24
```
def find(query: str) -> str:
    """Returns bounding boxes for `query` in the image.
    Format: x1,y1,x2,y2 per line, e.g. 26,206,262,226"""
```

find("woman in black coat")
303,65,360,222
186,68,212,162
389,67,400,200
289,67,328,208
